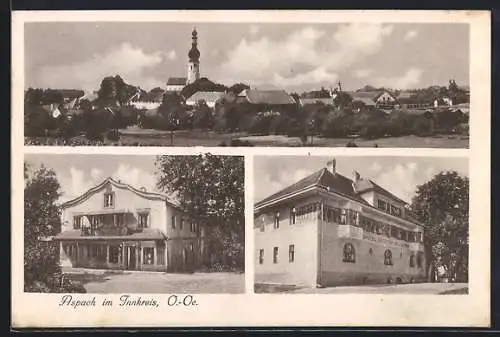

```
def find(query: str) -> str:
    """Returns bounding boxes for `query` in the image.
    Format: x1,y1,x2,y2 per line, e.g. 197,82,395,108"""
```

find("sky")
253,156,469,204
25,22,469,93
24,154,159,203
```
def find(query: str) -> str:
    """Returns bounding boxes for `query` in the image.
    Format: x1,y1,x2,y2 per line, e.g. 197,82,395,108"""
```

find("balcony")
337,225,363,240
81,226,135,237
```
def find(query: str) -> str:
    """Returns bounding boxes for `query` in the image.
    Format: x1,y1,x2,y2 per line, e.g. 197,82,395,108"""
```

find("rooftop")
167,77,188,86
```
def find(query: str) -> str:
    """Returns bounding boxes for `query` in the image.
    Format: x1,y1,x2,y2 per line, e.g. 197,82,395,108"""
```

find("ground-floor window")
289,244,295,263
89,244,107,262
410,254,415,267
384,249,393,266
343,243,355,263
143,247,154,265
273,247,279,264
259,249,264,264
109,245,120,264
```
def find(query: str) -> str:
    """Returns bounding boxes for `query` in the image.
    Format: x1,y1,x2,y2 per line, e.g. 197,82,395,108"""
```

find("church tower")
187,28,201,85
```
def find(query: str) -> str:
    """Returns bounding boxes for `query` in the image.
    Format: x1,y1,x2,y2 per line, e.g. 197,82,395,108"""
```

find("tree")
155,154,245,271
333,92,353,108
24,164,62,291
410,171,469,283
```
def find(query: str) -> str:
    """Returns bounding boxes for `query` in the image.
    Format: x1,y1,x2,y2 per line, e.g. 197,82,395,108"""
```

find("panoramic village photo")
253,156,469,294
23,153,245,294
24,22,469,148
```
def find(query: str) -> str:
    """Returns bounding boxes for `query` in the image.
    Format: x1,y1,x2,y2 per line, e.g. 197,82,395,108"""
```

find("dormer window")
104,192,115,208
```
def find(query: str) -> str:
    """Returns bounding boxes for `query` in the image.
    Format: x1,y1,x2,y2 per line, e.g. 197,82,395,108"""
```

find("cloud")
213,24,394,89
372,67,423,89
166,50,177,61
254,168,311,202
112,163,157,193
36,42,165,91
354,69,374,78
249,25,259,36
90,168,104,180
404,30,418,41
59,163,157,203
373,162,437,204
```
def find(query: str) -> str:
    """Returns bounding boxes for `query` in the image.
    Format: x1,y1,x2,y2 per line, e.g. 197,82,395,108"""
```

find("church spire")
188,27,200,62
187,27,201,84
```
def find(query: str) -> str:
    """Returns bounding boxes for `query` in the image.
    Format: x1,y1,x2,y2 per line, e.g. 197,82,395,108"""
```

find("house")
185,91,226,108
54,177,206,273
349,90,396,109
166,77,188,92
395,91,433,110
236,89,296,113
299,98,334,106
254,158,426,287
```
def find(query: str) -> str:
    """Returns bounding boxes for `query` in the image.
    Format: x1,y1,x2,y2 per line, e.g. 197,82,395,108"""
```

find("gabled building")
55,177,206,273
237,89,296,112
348,90,396,109
254,158,426,288
166,77,188,93
185,91,226,108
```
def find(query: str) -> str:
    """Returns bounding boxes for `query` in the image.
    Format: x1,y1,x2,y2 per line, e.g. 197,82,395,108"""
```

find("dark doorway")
128,247,136,270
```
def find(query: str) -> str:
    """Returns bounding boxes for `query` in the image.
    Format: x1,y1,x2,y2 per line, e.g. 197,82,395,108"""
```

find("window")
369,248,373,255
104,192,114,208
416,252,423,268
73,216,81,229
109,246,119,264
273,247,279,264
384,249,393,266
378,199,388,212
259,249,264,264
410,254,415,267
171,216,176,229
289,245,295,263
138,213,149,229
343,243,355,263
391,205,402,217
180,219,184,230
274,212,280,229
143,247,154,265
340,209,347,224
290,207,296,225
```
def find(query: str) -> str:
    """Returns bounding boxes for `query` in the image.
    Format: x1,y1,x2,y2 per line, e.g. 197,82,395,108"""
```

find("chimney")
326,158,336,175
353,171,361,183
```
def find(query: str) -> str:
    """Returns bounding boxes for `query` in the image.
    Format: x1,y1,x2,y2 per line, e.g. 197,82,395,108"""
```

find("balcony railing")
81,226,132,236
337,225,363,240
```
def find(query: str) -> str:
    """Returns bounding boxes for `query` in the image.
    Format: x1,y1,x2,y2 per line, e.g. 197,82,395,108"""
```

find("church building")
254,158,427,288
166,28,201,92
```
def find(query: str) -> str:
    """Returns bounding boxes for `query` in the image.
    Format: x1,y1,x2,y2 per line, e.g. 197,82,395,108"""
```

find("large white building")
254,158,426,288
55,177,206,272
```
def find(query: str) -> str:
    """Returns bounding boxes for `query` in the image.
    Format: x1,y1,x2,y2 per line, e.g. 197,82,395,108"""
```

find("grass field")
25,129,469,148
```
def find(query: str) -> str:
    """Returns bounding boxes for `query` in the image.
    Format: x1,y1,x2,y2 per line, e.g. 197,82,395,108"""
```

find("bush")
229,139,253,147
346,141,358,147
106,129,120,141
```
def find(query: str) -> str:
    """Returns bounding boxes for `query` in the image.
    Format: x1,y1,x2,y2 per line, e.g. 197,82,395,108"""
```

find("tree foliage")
155,154,245,271
410,171,469,282
24,164,62,291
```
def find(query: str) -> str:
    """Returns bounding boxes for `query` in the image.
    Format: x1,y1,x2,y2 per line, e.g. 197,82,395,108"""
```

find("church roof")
243,89,296,105
186,91,226,104
167,77,188,86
